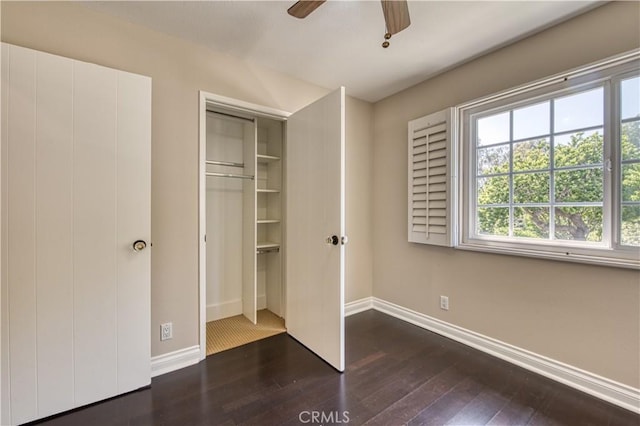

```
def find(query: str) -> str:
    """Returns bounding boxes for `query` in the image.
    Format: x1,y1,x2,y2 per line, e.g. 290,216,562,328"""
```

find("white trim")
150,345,201,378
257,294,267,311
198,92,207,361
200,91,290,121
457,49,640,111
371,297,640,414
205,296,268,322
206,299,242,322
344,297,373,316
456,241,639,269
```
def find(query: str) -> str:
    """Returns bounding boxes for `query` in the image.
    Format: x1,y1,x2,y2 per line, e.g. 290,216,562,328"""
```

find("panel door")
1,43,151,424
285,87,345,372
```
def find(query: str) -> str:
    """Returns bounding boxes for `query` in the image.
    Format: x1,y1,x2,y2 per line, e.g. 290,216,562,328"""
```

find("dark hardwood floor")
34,310,639,426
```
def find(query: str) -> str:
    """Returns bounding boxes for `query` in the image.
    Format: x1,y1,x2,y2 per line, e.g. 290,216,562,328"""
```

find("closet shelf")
257,154,280,163
257,188,280,193
257,219,280,224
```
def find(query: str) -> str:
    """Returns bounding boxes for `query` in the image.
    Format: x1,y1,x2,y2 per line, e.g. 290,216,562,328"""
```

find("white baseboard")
371,297,640,414
151,345,201,378
206,299,242,322
257,294,267,310
345,297,373,316
207,296,268,322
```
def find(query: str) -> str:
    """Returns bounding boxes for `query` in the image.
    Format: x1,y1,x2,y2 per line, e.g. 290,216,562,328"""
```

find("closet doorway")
200,98,287,357
198,89,346,372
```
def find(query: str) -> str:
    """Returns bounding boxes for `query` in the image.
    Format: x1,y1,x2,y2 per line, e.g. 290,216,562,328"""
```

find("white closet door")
286,87,345,372
73,54,120,407
115,69,152,394
1,43,151,425
36,46,75,418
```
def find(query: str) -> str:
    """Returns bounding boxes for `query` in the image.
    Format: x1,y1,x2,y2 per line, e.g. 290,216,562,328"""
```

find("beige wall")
1,1,373,357
2,0,638,392
373,1,640,388
346,97,374,302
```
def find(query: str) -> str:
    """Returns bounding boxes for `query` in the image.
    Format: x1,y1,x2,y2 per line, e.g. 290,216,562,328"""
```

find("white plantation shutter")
408,108,456,246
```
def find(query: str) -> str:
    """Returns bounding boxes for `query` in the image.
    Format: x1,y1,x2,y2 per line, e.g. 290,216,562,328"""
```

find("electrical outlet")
161,322,173,341
440,296,449,311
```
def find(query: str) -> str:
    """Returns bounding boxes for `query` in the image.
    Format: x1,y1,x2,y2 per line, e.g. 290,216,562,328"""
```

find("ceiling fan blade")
381,0,411,35
287,0,327,19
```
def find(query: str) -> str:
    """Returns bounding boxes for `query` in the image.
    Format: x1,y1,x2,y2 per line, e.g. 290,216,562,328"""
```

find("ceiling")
83,1,601,103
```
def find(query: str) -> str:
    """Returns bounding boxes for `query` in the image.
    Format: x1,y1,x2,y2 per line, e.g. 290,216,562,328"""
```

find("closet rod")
206,109,255,123
257,247,280,254
206,172,254,180
206,160,244,168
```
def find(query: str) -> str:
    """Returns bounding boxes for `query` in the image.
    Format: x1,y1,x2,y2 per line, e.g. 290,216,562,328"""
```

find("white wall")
205,113,246,321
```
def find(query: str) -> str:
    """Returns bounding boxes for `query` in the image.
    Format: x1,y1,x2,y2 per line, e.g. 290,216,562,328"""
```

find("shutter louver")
408,108,456,246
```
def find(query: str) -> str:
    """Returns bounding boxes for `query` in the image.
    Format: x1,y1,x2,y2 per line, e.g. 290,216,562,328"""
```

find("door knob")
326,235,339,246
133,240,147,252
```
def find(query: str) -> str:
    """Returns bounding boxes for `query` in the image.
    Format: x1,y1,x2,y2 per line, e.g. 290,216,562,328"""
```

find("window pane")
622,163,640,202
554,87,603,133
621,121,640,161
621,205,640,247
555,206,603,242
477,112,510,146
514,173,549,203
477,176,509,205
477,207,509,236
514,207,549,238
554,129,603,167
513,101,549,140
477,145,509,175
621,76,640,121
513,138,550,172
555,168,603,203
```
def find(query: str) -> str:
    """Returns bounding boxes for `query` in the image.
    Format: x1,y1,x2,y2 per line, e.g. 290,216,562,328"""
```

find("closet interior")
205,109,286,356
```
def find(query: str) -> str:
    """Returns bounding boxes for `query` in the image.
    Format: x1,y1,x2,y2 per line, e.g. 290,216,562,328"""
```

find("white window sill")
457,241,640,270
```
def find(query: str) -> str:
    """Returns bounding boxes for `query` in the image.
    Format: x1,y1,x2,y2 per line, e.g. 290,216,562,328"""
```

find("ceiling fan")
287,0,411,48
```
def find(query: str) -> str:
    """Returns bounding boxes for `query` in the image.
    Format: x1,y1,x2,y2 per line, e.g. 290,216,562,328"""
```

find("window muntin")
473,86,606,244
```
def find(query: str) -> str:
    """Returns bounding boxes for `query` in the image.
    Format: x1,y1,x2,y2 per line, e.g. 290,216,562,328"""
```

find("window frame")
457,51,640,269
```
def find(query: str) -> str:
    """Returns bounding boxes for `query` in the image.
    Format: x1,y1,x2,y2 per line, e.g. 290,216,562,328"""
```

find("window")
459,52,640,268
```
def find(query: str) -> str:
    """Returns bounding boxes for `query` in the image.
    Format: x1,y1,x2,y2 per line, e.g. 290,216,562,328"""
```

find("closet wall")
205,113,246,321
205,112,284,323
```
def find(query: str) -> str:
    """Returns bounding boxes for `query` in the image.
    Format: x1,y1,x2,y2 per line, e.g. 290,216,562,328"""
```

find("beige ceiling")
83,1,601,102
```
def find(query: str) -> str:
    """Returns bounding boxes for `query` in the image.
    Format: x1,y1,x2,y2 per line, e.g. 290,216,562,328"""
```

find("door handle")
326,235,339,246
133,240,147,252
